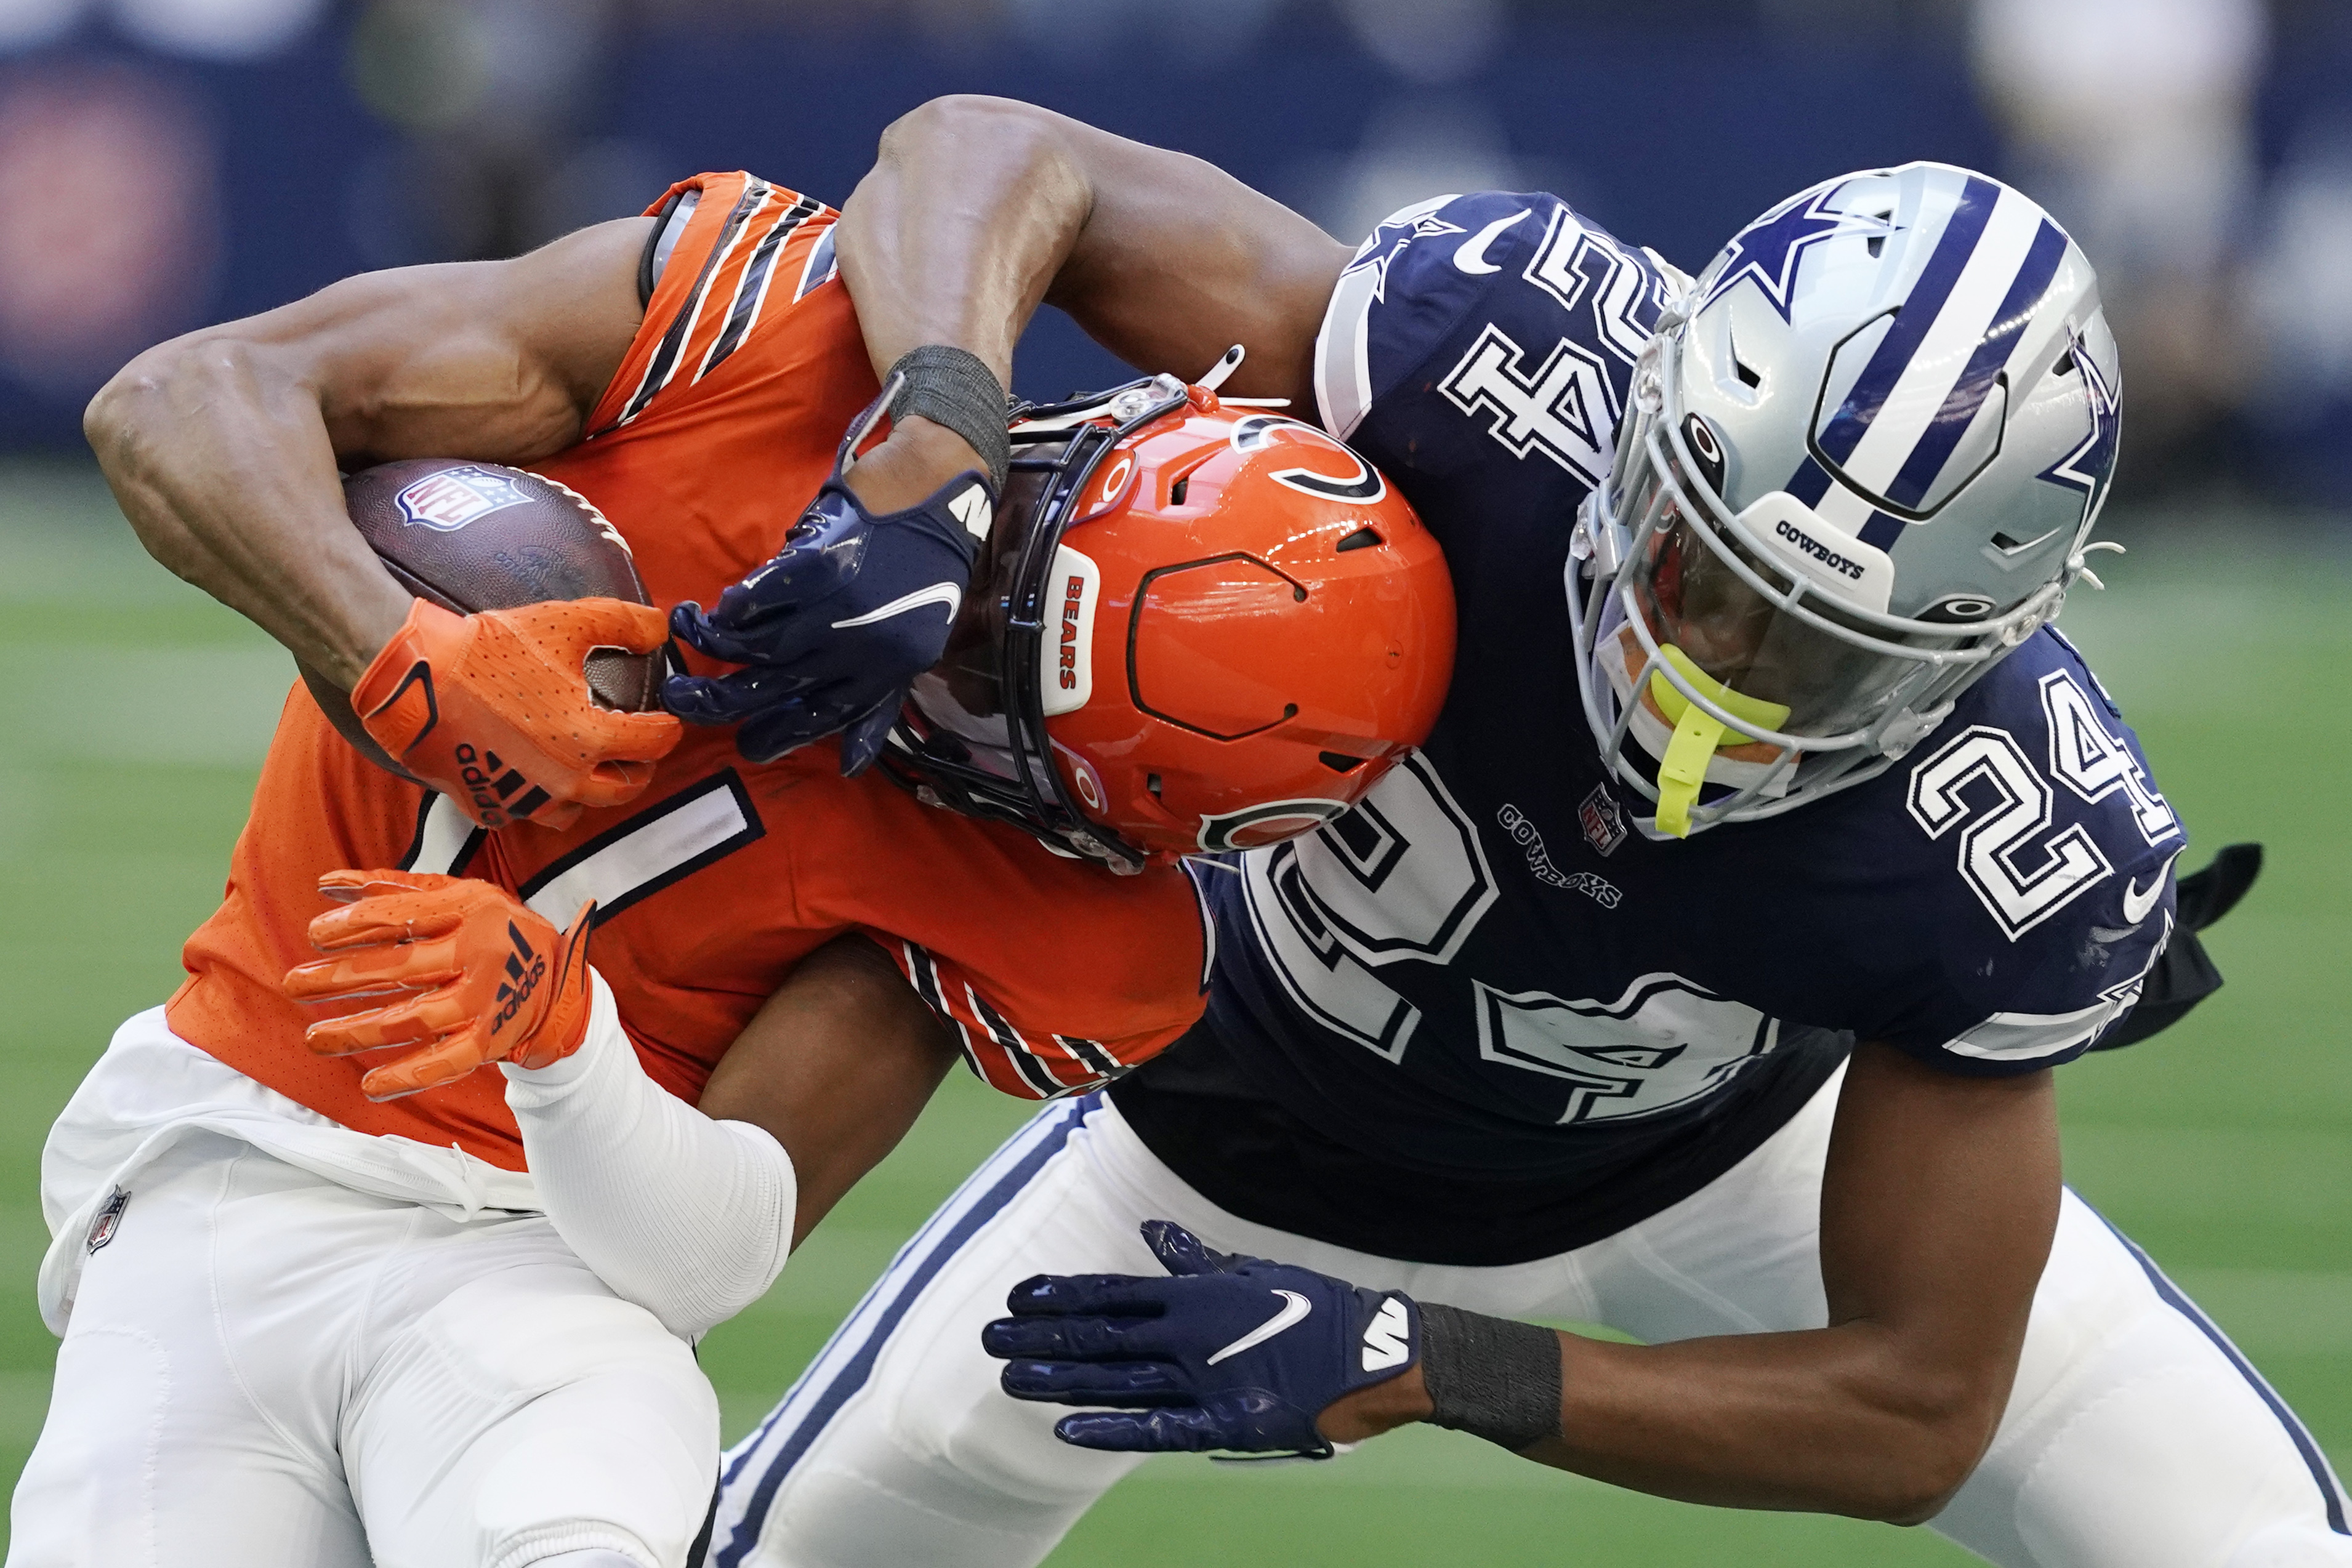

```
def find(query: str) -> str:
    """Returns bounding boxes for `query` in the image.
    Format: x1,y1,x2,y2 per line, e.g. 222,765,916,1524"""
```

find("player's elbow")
86,332,251,561
83,343,171,470
877,95,1085,196
884,94,1050,152
1872,1429,1988,1525
1853,1372,2004,1525
87,330,248,465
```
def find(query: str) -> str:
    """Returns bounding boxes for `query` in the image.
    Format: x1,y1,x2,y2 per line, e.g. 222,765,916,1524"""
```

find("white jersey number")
1906,725,2112,941
1438,323,1619,484
1242,757,1784,1122
2039,670,2180,846
1474,976,1779,1124
1239,755,1498,1063
1521,204,1662,366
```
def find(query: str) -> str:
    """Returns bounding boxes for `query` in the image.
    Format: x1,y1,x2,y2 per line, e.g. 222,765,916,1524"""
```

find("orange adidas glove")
283,870,597,1101
352,598,681,830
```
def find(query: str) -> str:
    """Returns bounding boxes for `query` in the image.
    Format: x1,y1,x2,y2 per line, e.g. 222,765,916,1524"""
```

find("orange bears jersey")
167,172,1212,1171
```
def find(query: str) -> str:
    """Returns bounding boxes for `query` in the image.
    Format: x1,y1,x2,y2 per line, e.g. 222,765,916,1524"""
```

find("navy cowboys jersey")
1113,191,2183,1265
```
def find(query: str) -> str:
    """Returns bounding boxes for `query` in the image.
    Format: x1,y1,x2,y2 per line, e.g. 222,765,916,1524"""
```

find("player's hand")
981,1220,1422,1460
282,870,597,1101
353,597,681,830
665,414,990,775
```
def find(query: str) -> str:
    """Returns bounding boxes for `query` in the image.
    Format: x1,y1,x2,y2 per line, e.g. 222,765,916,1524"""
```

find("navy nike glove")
666,444,991,773
982,1220,1420,1460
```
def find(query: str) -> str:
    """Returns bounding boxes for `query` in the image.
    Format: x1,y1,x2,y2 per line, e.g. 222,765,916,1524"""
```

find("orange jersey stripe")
592,174,844,439
888,939,1186,1101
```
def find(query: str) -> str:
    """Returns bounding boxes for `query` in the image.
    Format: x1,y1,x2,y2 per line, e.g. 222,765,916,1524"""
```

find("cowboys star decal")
1345,206,1467,304
2037,326,2121,519
1698,185,1898,323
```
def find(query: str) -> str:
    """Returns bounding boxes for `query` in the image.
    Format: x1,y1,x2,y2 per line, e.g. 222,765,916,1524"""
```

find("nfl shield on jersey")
1118,188,2180,1267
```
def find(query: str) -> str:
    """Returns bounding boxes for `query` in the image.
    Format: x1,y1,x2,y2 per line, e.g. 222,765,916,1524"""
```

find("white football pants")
711,1075,2351,1568
7,1013,720,1568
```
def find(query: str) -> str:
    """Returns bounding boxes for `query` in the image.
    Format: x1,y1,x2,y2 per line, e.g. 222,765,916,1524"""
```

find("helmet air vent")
1319,751,1366,773
1335,526,1383,553
1723,321,1763,393
1862,204,1893,257
1986,525,2060,560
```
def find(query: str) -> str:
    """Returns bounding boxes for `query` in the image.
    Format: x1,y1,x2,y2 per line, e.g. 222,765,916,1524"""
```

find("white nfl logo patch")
395,466,530,532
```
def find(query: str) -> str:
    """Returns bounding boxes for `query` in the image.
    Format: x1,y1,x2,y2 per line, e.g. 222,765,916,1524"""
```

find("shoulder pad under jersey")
1313,190,1682,493
638,187,702,308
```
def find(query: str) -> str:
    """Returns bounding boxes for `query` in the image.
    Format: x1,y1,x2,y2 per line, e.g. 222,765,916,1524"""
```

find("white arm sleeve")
502,973,794,1341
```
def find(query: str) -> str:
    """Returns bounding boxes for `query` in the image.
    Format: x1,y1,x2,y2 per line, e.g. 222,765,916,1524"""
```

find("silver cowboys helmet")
1570,161,2123,838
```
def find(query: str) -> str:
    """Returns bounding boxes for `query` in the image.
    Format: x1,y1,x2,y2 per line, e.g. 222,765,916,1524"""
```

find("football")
306,459,664,771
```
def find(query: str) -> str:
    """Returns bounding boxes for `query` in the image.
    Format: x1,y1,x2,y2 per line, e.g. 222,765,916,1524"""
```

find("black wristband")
1418,1302,1563,1453
885,345,1012,496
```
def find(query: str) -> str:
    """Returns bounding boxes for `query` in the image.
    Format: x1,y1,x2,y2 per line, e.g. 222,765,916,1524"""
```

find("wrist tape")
886,345,1011,495
1418,1302,1563,1453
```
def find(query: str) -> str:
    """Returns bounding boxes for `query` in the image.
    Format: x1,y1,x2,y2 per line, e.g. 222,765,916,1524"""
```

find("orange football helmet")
886,374,1456,873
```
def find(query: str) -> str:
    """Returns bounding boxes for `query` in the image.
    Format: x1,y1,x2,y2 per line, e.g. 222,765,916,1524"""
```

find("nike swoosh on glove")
981,1220,1421,1460
353,597,679,830
666,462,989,774
281,870,596,1101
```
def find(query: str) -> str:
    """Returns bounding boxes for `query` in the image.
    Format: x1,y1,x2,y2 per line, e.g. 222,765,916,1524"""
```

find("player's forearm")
506,975,797,1341
91,225,645,690
1328,1309,1994,1521
1499,1047,2049,1522
1520,1322,2003,1523
698,935,961,1248
839,96,1345,405
87,329,411,690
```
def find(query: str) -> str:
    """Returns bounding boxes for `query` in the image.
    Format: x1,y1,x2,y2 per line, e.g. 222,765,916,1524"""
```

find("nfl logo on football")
1579,782,1627,857
395,465,528,532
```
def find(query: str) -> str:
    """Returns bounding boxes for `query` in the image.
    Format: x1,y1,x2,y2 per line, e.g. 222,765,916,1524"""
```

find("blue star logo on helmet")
2037,327,2122,525
1698,183,1898,323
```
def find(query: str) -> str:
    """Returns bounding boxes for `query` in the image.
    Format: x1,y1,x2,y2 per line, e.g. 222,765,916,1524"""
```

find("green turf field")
1,459,2345,1564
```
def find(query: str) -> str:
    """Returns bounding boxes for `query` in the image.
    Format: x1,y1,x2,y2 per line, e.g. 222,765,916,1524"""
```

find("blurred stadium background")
1,0,2348,1561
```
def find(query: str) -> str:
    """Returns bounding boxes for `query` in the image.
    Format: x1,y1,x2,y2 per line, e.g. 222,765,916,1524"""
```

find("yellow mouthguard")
1646,646,1791,838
